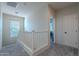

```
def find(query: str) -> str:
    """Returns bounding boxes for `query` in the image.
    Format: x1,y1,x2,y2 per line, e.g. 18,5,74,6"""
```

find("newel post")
32,30,35,55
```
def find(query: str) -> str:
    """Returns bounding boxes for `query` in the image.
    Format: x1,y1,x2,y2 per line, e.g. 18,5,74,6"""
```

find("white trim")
0,3,2,50
52,16,55,43
32,31,34,53
18,40,33,56
49,16,55,44
18,38,48,56
33,44,48,55
34,44,48,53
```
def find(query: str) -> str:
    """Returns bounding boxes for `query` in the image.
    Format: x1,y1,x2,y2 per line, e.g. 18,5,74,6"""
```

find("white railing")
24,31,49,54
33,31,49,53
19,31,49,55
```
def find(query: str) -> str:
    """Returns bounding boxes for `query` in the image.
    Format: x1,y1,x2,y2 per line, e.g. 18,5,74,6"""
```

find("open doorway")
2,13,24,47
50,16,55,48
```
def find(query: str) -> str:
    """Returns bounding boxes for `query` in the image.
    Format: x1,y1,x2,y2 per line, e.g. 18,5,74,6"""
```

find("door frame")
48,15,56,48
2,13,24,47
0,12,2,50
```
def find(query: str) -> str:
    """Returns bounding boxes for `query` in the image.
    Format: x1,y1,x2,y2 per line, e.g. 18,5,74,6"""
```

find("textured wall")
56,4,78,48
0,3,2,50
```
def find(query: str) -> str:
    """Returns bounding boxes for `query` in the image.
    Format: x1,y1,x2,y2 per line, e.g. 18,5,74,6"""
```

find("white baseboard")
18,40,49,56
18,40,33,56
33,44,49,56
0,42,2,50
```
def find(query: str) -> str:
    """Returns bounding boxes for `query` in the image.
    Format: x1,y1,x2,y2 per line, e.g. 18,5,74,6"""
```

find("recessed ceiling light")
7,2,17,8
24,2,27,5
15,11,19,14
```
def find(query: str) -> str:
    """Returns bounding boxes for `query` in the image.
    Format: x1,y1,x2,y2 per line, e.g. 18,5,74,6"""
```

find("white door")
73,14,78,48
0,16,2,49
3,13,24,46
62,14,78,48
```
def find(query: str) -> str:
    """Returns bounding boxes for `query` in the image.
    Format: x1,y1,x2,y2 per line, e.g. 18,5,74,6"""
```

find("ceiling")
1,2,78,17
1,2,47,17
49,2,77,10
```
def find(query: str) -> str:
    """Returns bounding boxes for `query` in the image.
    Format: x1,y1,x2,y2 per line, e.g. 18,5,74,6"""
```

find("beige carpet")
0,42,29,56
0,42,78,56
38,44,78,56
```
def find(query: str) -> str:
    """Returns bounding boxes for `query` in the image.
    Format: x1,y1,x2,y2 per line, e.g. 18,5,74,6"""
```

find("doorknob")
75,30,77,32
64,32,67,34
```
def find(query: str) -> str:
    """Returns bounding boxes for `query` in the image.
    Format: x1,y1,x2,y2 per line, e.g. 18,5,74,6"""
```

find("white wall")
18,3,48,55
2,13,24,46
48,5,56,45
56,4,78,48
24,4,48,54
25,5,48,32
1,2,49,55
0,3,2,50
78,3,79,55
20,4,48,55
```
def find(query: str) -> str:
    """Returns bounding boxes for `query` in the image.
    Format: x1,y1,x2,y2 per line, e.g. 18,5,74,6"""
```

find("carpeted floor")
0,42,78,56
38,44,78,56
0,42,29,56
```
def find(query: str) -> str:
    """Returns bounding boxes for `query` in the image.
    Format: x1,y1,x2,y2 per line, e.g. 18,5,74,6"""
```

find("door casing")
2,13,24,47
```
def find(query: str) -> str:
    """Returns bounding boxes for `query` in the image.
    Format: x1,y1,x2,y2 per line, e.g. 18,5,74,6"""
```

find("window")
50,16,54,32
9,20,20,38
